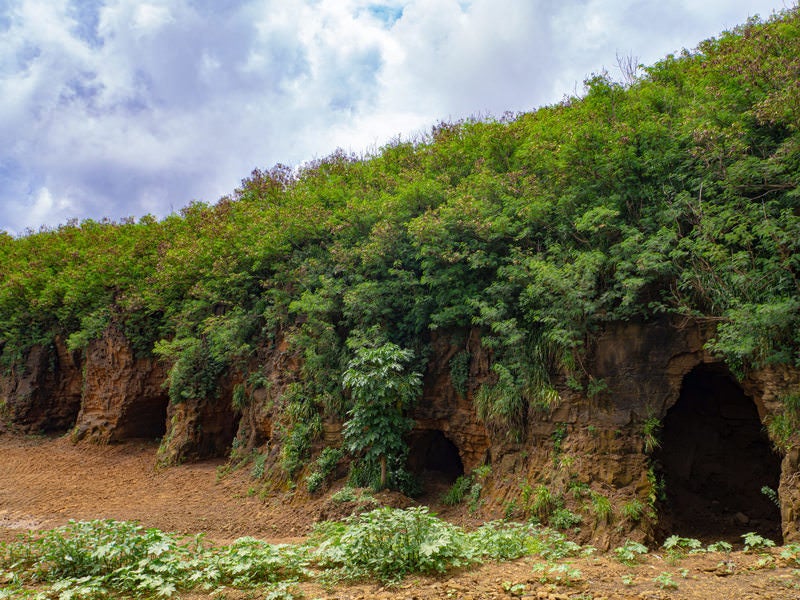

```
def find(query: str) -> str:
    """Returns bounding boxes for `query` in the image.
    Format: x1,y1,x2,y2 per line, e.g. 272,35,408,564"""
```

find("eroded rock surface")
73,327,169,443
0,339,82,433
3,318,799,545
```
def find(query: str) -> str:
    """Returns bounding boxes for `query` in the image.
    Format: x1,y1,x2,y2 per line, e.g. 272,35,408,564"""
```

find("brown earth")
2,434,799,599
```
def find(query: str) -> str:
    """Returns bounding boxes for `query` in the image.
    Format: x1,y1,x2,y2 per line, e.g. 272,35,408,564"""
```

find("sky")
0,0,793,235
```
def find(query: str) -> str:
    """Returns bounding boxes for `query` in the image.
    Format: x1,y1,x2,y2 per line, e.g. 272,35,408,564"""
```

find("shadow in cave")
407,430,464,497
654,363,782,544
114,394,169,441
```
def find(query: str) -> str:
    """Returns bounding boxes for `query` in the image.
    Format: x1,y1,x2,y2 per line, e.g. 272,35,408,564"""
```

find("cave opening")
654,363,782,544
115,394,169,441
407,429,465,493
217,411,243,458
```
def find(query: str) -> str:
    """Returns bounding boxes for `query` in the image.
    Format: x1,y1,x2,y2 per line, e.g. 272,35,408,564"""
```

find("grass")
591,493,613,524
642,417,661,454
441,474,473,505
528,484,557,521
621,498,646,522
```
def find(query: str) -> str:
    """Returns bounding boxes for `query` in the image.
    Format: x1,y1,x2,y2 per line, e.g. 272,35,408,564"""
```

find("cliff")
1,9,799,552
2,318,798,547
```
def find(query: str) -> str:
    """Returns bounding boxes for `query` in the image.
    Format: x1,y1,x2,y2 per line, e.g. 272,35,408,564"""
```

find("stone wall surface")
2,319,799,545
73,327,169,443
0,338,82,432
412,329,491,473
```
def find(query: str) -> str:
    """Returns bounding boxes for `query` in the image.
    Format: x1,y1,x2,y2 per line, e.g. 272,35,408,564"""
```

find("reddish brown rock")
157,392,240,465
3,318,800,547
411,329,492,474
0,339,82,433
72,327,169,443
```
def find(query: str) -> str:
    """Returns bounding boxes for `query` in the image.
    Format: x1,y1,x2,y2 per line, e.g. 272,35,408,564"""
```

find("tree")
342,342,422,489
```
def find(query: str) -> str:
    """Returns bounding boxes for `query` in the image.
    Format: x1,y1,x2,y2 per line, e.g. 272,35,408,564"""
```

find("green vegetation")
653,572,679,590
767,392,800,452
502,581,527,596
12,516,788,600
742,531,776,552
449,350,471,398
551,424,568,455
531,562,584,586
0,509,609,595
662,535,704,560
761,485,781,507
441,473,473,505
780,543,800,565
314,506,468,583
642,417,662,454
527,484,558,522
614,540,649,565
250,451,267,480
707,540,733,553
306,447,345,493
328,486,377,506
591,493,613,524
621,498,646,522
549,508,583,531
1,10,800,480
0,519,307,599
341,341,421,490
317,507,593,584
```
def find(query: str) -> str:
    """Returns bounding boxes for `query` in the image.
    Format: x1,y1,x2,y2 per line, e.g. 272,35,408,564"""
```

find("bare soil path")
1,434,799,599
0,434,302,542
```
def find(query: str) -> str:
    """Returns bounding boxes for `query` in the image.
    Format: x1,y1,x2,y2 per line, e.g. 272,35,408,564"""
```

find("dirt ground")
1,434,799,599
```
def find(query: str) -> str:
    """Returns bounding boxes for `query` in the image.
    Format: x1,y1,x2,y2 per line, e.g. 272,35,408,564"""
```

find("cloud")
0,0,791,234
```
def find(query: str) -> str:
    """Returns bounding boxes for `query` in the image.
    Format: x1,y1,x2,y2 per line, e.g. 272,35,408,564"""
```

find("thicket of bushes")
1,10,798,474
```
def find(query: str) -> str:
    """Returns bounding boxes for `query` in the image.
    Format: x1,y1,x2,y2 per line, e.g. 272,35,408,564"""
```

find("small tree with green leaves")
342,342,422,490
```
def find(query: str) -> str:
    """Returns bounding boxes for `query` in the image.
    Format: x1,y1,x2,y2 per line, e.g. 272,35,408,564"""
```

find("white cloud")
0,0,792,234
131,4,174,33
25,186,76,231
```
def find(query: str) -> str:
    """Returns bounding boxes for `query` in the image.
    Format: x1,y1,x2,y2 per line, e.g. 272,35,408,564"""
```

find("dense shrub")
1,9,799,476
314,506,472,582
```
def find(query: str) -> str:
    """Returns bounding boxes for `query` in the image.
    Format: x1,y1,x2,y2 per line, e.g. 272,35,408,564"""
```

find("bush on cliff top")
0,9,798,469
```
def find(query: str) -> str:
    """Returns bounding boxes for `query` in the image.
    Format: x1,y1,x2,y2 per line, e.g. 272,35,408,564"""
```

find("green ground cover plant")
662,535,704,561
0,509,604,595
0,519,308,599
4,510,790,598
313,506,471,583
614,540,649,565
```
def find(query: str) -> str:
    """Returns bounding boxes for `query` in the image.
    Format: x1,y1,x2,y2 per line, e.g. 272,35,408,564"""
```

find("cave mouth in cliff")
407,429,464,490
116,394,169,440
655,363,782,544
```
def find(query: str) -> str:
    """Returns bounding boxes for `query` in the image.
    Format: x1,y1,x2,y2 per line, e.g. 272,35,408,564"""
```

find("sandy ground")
1,434,799,599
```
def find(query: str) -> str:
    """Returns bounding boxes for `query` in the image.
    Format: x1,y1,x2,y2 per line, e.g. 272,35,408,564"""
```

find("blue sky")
0,0,793,234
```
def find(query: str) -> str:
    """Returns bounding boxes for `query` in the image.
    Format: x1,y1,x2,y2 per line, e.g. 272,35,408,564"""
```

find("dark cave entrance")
654,363,782,544
196,396,244,460
115,394,169,441
407,430,465,494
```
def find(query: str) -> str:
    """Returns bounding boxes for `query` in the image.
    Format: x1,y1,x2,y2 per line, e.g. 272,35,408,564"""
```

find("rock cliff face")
490,319,791,546
0,339,82,433
1,320,798,545
72,327,169,444
410,329,491,474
